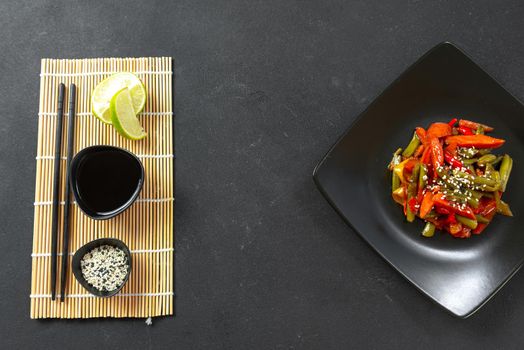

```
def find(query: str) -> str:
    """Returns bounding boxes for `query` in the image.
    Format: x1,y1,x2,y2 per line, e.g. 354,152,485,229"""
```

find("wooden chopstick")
50,83,65,301
60,84,76,302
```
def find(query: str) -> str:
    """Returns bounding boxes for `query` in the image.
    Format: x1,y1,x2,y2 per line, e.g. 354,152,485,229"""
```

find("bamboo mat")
30,57,174,318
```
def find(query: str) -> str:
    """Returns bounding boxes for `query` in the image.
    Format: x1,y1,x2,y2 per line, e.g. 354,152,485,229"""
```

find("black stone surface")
1,1,524,349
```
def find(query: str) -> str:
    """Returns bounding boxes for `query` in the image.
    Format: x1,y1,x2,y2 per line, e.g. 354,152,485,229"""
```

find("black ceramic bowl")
70,145,144,220
72,238,132,297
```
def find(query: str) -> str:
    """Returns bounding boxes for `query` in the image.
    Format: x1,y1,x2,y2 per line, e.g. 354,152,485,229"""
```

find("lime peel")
110,88,147,140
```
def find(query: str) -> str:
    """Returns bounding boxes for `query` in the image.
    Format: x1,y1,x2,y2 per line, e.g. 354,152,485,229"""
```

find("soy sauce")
75,149,142,215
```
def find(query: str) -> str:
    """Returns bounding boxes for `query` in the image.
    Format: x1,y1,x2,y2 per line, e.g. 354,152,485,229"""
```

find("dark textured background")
1,0,524,349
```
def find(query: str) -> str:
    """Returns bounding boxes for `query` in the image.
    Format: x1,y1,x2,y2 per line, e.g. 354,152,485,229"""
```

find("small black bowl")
72,238,132,297
70,145,144,220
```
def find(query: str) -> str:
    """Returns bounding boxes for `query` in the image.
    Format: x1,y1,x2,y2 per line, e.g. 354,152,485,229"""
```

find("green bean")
453,171,481,184
497,200,513,217
491,155,503,167
437,169,461,191
406,201,415,222
499,154,513,192
478,154,497,165
467,191,482,206
392,173,400,192
476,126,485,135
475,215,490,224
418,165,427,191
483,185,500,193
452,170,499,192
494,189,501,205
467,197,480,208
441,190,479,208
402,132,420,158
441,175,475,201
476,184,499,192
406,165,420,222
485,163,495,174
467,165,476,174
422,222,436,237
483,165,496,186
470,190,483,199
436,167,447,178
411,163,420,183
406,179,420,222
463,158,479,165
388,148,403,170
441,191,466,202
456,215,478,229
458,147,478,159
491,170,500,184
477,149,490,156
454,170,498,187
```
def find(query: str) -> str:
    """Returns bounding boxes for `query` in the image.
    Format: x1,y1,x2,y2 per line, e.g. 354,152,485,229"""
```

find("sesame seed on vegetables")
389,119,513,238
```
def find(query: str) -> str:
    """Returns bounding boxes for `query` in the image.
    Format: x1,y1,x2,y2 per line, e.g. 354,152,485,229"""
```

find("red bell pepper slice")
444,151,463,169
402,184,408,215
472,198,497,235
433,193,476,219
435,206,451,215
415,127,426,142
446,213,457,224
419,192,434,218
448,118,458,127
445,142,458,156
481,201,497,217
457,126,474,135
445,134,505,149
430,137,444,177
426,122,452,140
474,198,497,216
459,119,494,132
403,159,419,177
408,197,418,213
472,223,487,234
413,145,424,158
421,147,432,165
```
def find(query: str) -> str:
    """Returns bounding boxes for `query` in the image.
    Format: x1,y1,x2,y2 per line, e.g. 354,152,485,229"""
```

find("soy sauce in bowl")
70,146,144,219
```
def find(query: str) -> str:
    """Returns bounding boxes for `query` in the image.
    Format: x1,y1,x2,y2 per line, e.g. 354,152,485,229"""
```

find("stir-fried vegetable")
388,118,513,238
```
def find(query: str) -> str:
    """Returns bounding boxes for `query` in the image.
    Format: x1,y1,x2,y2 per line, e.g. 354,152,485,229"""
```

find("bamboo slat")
30,57,174,319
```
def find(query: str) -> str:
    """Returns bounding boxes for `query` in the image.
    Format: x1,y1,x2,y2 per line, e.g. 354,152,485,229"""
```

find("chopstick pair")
50,83,77,302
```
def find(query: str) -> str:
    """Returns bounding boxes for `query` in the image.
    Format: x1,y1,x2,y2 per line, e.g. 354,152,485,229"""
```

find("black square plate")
313,42,524,318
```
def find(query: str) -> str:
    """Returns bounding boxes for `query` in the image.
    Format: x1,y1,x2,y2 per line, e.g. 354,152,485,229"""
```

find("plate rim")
312,41,524,318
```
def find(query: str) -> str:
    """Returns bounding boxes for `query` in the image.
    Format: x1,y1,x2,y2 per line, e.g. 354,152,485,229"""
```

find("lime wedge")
110,88,147,140
92,73,146,124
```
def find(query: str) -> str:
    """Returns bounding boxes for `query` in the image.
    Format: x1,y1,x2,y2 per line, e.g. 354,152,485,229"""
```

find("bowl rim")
69,145,144,220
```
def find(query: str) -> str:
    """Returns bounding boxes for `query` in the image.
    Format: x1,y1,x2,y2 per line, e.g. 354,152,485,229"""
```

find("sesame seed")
80,245,129,292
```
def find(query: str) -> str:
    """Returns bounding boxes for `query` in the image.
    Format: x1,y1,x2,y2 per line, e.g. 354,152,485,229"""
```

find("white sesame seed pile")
80,245,129,292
